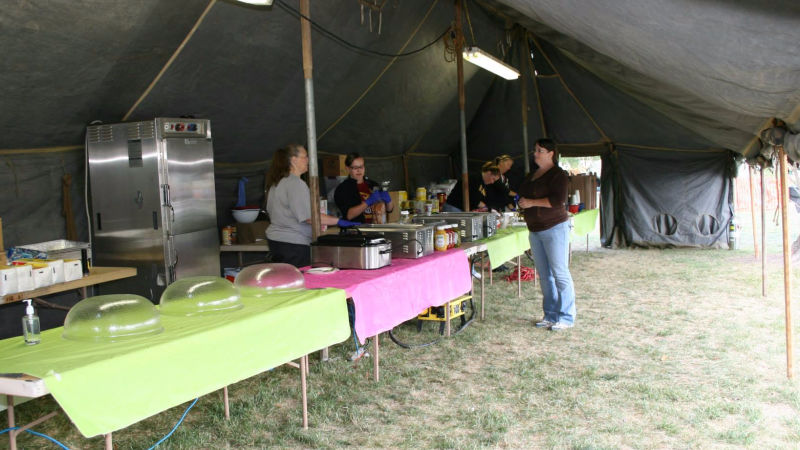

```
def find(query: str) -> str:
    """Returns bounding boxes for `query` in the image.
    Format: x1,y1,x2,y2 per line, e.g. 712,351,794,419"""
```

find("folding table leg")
7,396,59,450
7,395,15,450
300,354,308,429
373,334,380,382
517,255,522,298
445,300,451,337
223,386,230,419
480,252,485,321
105,433,112,450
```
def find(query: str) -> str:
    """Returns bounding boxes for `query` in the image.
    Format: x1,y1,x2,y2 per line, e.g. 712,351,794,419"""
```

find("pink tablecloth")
304,249,472,343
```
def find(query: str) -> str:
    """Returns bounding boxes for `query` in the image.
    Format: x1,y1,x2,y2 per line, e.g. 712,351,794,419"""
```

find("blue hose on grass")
0,426,70,449
0,396,199,450
148,397,199,450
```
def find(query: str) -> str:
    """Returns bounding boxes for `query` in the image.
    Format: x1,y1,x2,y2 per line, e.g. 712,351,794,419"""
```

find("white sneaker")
535,319,555,328
550,322,574,331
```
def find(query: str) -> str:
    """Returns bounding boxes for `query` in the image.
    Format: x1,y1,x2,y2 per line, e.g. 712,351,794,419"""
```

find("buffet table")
304,249,472,381
482,226,530,271
0,288,350,448
480,226,531,299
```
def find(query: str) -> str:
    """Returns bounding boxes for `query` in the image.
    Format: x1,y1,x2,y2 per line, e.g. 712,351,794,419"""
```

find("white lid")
23,299,34,316
400,210,409,215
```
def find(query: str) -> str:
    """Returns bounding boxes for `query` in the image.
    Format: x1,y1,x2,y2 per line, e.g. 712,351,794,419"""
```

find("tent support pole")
749,165,759,259
300,0,328,364
300,0,321,241
778,146,793,379
527,32,547,140
455,0,469,211
520,33,530,174
761,165,767,297
403,154,410,192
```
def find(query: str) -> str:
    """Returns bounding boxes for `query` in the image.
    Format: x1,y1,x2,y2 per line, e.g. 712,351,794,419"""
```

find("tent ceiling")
485,0,800,156
2,0,798,162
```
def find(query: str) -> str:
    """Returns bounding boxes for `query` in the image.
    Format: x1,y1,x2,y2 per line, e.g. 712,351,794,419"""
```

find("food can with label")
221,226,232,245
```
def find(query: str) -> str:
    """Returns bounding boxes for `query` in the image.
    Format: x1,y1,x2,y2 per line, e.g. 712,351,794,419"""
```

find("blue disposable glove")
365,190,383,206
380,190,392,203
337,219,360,227
513,194,520,203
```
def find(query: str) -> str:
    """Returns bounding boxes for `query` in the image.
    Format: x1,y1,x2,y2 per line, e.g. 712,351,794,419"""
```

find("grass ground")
7,216,800,449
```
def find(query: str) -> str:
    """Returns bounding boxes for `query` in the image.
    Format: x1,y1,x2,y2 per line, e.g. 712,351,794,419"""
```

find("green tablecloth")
481,226,530,269
0,288,349,437
571,209,599,238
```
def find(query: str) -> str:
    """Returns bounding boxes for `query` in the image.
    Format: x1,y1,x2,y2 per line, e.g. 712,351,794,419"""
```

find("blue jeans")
528,221,576,325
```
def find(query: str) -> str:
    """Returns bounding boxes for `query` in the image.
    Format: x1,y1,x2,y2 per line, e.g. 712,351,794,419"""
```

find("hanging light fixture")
462,46,520,80
236,0,273,5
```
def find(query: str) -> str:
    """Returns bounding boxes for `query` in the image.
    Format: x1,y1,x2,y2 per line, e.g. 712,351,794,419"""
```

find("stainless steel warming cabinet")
87,118,220,301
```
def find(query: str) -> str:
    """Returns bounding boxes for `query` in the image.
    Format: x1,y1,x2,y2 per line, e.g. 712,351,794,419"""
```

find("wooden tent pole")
749,165,759,259
402,154,410,192
761,165,767,297
300,0,321,240
520,32,530,174
778,146,793,379
775,167,782,222
455,0,469,211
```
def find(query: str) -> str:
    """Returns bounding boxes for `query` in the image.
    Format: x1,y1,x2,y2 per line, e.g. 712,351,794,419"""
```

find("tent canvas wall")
1,0,799,252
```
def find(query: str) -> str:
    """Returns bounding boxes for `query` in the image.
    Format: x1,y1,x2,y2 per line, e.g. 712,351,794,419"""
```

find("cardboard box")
63,259,83,282
18,258,65,283
0,265,18,295
14,264,33,291
322,155,348,177
236,221,269,244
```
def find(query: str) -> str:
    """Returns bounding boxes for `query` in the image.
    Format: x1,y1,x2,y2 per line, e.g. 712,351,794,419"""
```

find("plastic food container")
63,294,163,342
18,239,91,261
234,263,305,297
159,276,243,316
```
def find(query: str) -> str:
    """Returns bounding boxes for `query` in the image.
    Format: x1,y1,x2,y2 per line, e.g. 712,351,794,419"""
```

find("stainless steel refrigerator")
87,118,220,301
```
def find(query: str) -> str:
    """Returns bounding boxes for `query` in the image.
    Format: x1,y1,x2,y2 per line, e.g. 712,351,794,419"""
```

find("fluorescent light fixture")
237,0,273,5
462,46,520,80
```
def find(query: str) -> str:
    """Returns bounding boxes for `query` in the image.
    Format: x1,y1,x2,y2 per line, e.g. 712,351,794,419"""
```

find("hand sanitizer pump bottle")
22,299,40,345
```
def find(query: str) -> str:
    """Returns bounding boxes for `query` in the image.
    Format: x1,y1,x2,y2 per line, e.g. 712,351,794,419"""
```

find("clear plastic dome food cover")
159,276,243,316
234,263,305,297
63,294,163,342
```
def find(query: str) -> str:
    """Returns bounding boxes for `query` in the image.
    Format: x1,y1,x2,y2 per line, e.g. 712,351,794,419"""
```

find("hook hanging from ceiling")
359,0,388,35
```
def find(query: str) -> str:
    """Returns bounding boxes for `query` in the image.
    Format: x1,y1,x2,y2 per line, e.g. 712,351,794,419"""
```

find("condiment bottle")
452,225,461,247
446,225,455,249
22,299,40,345
434,226,448,252
399,210,410,224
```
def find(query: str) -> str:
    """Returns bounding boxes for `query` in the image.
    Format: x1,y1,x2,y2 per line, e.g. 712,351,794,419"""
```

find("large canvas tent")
1,0,799,250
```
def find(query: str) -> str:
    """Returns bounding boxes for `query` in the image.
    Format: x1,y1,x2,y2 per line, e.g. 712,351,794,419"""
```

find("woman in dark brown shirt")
517,138,576,331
